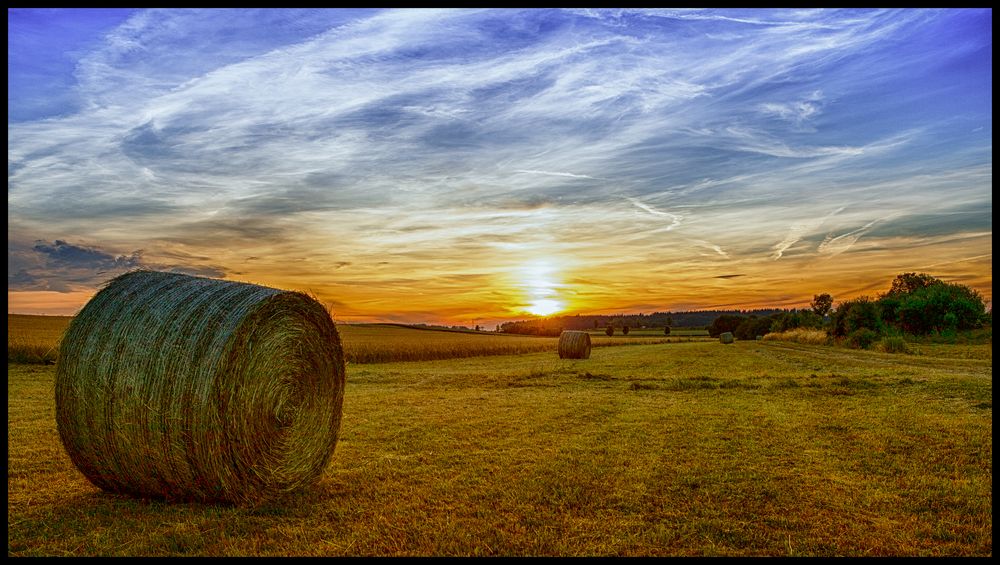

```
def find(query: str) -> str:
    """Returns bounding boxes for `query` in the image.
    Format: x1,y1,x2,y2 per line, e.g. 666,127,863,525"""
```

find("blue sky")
7,8,992,323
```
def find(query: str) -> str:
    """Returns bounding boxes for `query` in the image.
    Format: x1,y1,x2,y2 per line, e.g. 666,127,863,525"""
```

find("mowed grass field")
7,326,992,556
7,315,691,365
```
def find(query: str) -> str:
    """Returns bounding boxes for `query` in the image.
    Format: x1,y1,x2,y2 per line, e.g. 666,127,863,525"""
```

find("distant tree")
622,325,630,335
736,315,777,340
664,326,671,336
886,272,938,297
606,326,614,336
475,325,480,332
866,272,987,336
833,296,884,337
895,281,987,334
771,310,824,333
880,273,939,327
708,314,744,338
810,293,834,318
666,315,674,327
593,319,600,329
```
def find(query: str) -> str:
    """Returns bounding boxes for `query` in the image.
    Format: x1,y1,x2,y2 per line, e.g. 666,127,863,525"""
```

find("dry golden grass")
8,315,558,364
339,324,559,363
7,314,69,363
762,328,831,346
8,340,992,556
8,315,702,365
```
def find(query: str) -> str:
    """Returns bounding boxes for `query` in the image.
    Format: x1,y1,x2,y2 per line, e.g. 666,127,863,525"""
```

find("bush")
605,326,614,336
846,328,878,350
663,326,671,336
622,326,630,335
761,328,829,345
875,336,910,354
833,296,883,337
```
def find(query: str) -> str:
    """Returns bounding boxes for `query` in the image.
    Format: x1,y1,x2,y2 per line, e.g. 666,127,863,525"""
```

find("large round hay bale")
720,332,734,344
55,270,346,504
558,330,592,359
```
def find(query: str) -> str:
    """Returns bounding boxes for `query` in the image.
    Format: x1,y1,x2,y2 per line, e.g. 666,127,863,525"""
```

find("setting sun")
527,298,564,317
517,259,569,317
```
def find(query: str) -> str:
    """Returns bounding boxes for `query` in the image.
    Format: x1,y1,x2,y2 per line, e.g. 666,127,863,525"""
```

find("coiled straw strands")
55,271,346,504
558,330,592,359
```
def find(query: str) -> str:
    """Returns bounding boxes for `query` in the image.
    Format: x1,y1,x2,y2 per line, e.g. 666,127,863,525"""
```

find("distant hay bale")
55,270,346,505
720,332,734,344
558,330,592,359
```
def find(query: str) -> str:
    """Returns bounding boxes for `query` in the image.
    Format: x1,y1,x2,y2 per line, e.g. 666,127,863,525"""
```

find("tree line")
498,308,787,336
499,273,991,345
706,272,990,346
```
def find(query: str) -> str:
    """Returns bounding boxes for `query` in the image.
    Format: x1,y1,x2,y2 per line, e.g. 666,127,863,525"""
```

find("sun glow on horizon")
527,298,564,317
518,259,570,317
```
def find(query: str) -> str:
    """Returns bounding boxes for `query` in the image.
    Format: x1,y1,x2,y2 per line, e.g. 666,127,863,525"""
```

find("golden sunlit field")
7,316,992,557
6,314,697,365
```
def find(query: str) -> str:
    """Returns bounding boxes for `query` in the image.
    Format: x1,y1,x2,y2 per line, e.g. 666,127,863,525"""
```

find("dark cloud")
33,239,142,270
9,239,226,293
714,274,746,279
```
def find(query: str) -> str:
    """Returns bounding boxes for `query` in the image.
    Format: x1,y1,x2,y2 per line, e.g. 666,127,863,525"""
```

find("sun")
527,298,564,317
516,259,569,317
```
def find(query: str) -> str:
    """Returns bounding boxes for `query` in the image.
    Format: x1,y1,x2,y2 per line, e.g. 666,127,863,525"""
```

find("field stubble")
7,336,992,556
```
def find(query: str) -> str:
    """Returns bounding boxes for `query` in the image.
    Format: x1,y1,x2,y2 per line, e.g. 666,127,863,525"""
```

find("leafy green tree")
886,272,938,297
895,281,987,334
833,296,884,337
810,293,833,318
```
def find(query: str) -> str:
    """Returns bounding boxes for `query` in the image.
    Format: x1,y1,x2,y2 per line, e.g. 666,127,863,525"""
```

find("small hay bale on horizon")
558,330,592,359
720,332,734,344
55,270,346,505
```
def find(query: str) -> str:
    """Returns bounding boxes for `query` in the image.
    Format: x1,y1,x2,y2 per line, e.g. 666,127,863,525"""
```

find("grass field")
6,314,69,363
7,338,992,556
7,315,698,364
584,328,710,338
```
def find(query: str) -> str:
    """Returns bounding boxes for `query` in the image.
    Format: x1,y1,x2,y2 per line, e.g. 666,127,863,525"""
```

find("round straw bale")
558,330,592,359
720,332,734,344
55,270,346,504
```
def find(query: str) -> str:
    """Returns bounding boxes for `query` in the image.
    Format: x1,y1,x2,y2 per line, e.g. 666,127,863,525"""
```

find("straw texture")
720,332,734,344
55,270,346,504
558,330,592,359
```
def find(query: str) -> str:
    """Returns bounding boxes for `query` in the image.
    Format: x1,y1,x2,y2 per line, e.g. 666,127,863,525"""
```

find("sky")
7,8,993,326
